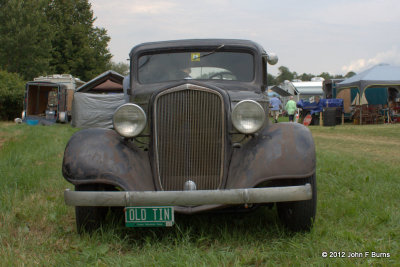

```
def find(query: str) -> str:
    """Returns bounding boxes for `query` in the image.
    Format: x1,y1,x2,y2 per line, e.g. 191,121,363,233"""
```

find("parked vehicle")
22,74,84,123
23,81,69,123
62,39,317,233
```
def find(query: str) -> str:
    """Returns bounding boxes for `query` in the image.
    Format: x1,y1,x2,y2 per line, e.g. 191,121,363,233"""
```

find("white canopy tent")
337,64,400,124
337,64,400,96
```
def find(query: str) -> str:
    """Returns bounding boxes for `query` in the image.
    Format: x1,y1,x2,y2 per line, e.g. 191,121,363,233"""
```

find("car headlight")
113,104,147,138
232,100,265,134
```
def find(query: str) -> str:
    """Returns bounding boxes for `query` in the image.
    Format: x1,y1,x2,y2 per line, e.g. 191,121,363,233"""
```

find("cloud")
313,0,400,26
341,46,400,73
128,1,177,15
90,0,400,75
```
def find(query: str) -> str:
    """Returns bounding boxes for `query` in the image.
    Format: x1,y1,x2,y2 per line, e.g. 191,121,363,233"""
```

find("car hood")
132,80,267,108
200,81,266,103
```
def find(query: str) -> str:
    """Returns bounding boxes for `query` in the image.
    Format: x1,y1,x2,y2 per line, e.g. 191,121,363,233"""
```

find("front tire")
277,174,317,231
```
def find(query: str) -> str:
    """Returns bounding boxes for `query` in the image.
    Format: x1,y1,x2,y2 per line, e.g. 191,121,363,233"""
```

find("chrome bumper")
64,184,312,207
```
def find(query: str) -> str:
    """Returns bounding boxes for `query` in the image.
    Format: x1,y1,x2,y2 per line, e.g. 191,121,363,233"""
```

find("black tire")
75,184,109,234
277,174,317,232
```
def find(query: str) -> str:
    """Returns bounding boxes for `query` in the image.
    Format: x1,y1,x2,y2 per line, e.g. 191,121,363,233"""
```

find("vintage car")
62,39,316,233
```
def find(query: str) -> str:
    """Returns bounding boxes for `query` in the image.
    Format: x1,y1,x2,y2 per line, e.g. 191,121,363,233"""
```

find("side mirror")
264,53,278,65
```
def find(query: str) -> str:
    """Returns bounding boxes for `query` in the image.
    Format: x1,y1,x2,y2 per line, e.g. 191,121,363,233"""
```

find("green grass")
0,122,399,266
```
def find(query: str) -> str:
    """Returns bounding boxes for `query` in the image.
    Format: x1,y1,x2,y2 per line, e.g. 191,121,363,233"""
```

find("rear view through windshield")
138,51,254,84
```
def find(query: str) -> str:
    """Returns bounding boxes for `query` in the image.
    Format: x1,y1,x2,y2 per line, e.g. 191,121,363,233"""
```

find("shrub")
0,70,26,120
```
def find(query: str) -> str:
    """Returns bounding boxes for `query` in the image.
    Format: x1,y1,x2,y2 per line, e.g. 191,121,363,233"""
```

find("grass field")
0,122,399,266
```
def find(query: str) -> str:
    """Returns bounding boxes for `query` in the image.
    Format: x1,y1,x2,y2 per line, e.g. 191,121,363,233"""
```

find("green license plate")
125,206,174,227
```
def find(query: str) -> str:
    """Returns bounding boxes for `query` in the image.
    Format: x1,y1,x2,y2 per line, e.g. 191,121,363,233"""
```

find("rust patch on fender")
62,128,154,191
227,123,316,189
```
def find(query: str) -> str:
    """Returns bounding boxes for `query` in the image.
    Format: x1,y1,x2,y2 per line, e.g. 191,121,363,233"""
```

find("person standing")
285,96,297,122
269,96,282,123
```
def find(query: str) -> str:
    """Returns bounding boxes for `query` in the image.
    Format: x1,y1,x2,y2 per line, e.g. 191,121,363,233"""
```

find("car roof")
129,39,266,57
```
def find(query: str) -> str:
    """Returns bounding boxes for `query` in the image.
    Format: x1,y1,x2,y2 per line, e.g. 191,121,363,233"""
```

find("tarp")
297,99,344,115
337,64,400,97
71,92,126,128
365,87,388,105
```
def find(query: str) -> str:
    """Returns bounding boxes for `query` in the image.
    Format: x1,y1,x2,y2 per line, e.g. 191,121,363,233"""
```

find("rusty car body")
62,39,316,233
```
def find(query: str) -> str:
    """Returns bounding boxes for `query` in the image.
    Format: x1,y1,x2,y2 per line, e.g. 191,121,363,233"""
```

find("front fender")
62,128,154,191
227,122,316,188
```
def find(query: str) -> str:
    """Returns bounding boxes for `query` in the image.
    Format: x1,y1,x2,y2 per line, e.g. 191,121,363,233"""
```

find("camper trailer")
22,74,84,123
23,81,68,122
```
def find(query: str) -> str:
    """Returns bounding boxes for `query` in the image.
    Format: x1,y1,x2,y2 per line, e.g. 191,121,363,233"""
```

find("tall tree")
109,61,129,76
276,66,295,84
0,0,53,80
0,69,26,120
318,72,332,81
345,71,356,78
46,0,111,81
298,73,314,81
267,73,276,86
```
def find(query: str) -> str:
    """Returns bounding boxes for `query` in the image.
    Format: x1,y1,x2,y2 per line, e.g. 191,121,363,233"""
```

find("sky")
90,0,400,76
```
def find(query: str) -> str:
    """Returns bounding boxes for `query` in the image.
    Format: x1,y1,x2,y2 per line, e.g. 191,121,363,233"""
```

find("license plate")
125,206,174,227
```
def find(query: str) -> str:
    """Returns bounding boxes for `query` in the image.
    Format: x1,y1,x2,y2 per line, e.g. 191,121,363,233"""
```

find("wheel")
277,174,317,231
75,184,109,234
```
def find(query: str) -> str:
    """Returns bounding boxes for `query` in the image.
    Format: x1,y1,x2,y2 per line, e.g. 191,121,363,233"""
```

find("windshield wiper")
138,55,152,69
197,44,225,59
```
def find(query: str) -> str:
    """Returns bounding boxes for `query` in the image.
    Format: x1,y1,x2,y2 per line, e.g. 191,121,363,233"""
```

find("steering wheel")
209,72,236,80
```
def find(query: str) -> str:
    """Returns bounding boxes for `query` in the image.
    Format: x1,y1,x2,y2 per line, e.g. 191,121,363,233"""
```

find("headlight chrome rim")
232,100,265,134
113,103,147,138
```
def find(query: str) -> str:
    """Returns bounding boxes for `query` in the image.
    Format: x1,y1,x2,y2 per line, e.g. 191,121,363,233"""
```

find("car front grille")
154,84,225,191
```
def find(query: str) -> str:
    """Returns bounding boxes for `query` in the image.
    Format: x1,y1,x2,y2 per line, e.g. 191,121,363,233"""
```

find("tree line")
0,0,355,120
0,0,115,82
0,0,354,84
0,0,127,120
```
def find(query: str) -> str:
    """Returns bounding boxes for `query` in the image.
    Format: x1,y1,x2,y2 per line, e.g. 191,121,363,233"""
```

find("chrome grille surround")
153,84,225,191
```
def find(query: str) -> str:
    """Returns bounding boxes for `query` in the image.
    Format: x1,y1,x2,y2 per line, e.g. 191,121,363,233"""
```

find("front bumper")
64,184,312,207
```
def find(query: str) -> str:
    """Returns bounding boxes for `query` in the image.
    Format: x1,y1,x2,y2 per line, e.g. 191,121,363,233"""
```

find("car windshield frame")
137,50,255,84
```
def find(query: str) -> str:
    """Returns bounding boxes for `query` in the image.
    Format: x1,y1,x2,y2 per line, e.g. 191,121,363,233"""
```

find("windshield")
138,51,254,84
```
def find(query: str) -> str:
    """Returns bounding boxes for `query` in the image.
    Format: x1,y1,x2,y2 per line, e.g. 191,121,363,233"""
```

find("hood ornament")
184,180,197,191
